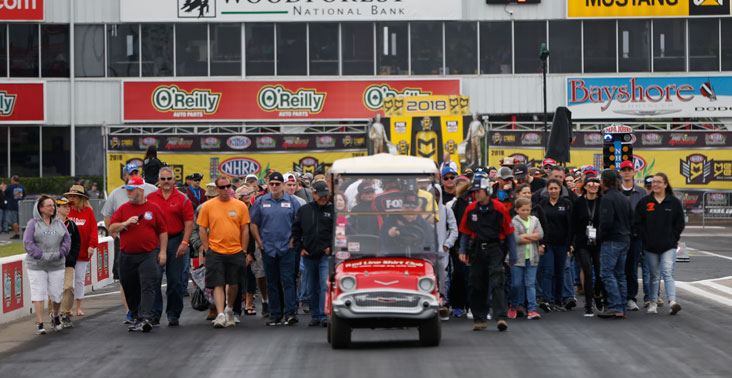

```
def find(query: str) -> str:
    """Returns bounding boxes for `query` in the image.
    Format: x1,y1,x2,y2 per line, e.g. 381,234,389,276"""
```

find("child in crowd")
509,198,544,320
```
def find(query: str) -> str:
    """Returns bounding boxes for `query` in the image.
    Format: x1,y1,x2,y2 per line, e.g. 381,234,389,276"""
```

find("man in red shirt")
148,167,194,326
109,176,168,333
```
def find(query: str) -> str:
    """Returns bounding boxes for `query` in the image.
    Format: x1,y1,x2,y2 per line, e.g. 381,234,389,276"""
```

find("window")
689,19,719,71
10,126,39,177
548,21,581,73
75,127,103,176
141,24,173,77
245,23,274,76
42,127,70,176
211,24,241,76
0,127,7,177
107,24,139,77
584,20,616,73
277,23,306,75
0,25,6,77
411,22,443,75
75,25,104,77
9,24,39,77
514,21,545,74
480,21,512,74
41,24,69,77
377,23,408,75
445,22,477,75
309,23,339,76
176,24,208,76
618,20,650,72
723,19,732,71
342,23,373,75
653,19,685,72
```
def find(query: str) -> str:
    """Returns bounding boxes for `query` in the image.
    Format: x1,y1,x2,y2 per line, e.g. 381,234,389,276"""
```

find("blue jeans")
262,249,297,320
646,249,677,303
510,261,538,311
562,255,575,301
625,238,643,302
600,241,629,313
540,245,568,304
299,257,310,303
152,233,186,320
303,255,328,322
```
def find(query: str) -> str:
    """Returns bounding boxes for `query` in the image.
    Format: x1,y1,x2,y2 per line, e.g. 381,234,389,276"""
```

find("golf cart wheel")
418,315,441,347
330,315,351,349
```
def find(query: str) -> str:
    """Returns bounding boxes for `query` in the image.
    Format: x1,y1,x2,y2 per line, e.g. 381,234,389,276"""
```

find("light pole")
539,43,550,157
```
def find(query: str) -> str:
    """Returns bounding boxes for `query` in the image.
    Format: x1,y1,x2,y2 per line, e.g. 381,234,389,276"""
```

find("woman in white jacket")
432,185,458,320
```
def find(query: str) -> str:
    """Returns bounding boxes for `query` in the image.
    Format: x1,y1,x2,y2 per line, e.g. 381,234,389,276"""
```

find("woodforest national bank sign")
120,0,462,22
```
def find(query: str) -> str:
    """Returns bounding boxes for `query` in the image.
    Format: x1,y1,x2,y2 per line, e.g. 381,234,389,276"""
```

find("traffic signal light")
602,133,633,170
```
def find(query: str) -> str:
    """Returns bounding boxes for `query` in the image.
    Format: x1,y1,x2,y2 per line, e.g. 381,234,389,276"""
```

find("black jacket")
635,194,685,254
540,196,573,246
598,187,633,244
143,157,165,185
572,195,602,249
64,218,81,268
292,201,333,259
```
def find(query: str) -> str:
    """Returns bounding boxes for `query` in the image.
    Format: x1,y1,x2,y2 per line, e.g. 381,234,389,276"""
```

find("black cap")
185,175,193,180
644,175,653,187
191,173,203,181
313,181,331,197
269,172,284,183
513,164,528,179
358,182,375,193
403,194,420,208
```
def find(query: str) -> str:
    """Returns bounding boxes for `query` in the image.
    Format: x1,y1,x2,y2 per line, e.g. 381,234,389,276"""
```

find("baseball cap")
497,167,514,180
124,176,145,190
55,197,70,205
543,158,557,167
245,174,258,182
313,181,331,197
583,166,597,176
358,182,375,193
125,163,140,175
644,175,654,187
191,173,203,181
513,164,528,179
283,173,297,183
620,160,634,170
441,166,457,177
403,193,420,208
302,173,313,180
469,177,493,195
205,183,218,197
269,172,284,183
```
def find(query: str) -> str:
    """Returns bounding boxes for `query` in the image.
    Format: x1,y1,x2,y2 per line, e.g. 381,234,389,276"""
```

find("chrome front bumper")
331,289,439,320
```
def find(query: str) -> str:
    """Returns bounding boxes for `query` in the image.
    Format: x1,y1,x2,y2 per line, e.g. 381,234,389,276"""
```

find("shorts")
6,210,18,225
28,269,64,303
113,237,121,280
250,248,265,279
205,250,245,289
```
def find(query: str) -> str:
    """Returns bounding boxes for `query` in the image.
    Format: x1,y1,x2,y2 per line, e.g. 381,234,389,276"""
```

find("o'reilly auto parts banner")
567,76,732,119
567,0,730,18
0,0,44,21
123,80,460,122
0,82,45,123
120,0,461,22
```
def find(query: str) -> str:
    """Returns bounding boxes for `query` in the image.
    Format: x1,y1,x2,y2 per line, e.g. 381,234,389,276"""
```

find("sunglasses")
160,177,174,181
442,176,456,180
270,182,281,187
218,184,232,189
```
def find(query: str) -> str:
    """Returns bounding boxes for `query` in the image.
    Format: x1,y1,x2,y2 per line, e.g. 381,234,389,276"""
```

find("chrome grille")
352,292,421,308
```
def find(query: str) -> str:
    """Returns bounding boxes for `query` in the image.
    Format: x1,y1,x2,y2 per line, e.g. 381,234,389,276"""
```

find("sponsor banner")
0,82,45,123
96,243,109,282
489,131,732,148
384,115,471,170
487,147,732,190
2,260,23,314
124,80,460,122
567,0,731,18
383,95,470,118
0,0,44,21
567,76,732,119
106,151,366,193
121,0,461,22
109,133,366,152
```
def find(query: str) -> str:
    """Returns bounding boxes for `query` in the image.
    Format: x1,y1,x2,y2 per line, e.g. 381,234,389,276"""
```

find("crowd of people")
21,151,687,335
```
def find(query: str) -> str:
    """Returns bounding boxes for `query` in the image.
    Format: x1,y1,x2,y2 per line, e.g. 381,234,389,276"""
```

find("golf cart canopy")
330,154,439,175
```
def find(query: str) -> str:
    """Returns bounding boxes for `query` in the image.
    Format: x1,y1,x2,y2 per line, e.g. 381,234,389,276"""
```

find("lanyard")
190,186,201,203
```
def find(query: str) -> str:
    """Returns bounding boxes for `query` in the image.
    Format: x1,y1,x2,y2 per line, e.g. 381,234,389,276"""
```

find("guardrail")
1,236,116,324
19,199,106,232
701,192,732,228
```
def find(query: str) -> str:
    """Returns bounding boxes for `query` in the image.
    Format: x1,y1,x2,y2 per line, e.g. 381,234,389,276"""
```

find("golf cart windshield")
333,174,439,265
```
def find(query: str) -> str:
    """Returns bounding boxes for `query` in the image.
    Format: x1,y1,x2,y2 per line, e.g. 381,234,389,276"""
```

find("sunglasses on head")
160,177,174,181
218,184,232,189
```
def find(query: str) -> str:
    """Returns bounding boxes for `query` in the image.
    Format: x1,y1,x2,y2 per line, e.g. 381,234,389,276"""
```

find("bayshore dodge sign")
124,80,460,122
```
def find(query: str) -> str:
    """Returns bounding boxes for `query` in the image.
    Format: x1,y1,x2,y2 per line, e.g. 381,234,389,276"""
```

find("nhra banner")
0,82,45,123
123,80,460,122
567,76,732,119
109,133,367,153
107,151,366,193
567,0,731,18
121,0,461,22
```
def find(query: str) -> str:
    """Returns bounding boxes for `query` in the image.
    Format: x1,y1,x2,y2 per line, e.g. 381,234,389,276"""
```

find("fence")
19,199,106,232
702,192,732,228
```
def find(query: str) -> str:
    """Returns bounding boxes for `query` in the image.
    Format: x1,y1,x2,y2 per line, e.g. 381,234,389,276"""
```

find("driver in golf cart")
380,193,434,257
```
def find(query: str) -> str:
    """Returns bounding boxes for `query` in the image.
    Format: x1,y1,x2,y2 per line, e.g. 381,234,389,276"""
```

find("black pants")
470,244,507,322
449,249,469,310
120,249,159,321
576,246,605,310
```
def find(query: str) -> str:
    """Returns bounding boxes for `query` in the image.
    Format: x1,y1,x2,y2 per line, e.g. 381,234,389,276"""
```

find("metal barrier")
701,192,732,228
19,199,106,230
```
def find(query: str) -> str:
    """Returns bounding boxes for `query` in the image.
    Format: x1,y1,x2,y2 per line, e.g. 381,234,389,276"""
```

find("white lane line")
84,290,121,299
697,281,732,296
686,226,726,230
676,282,732,307
686,248,732,262
694,275,732,284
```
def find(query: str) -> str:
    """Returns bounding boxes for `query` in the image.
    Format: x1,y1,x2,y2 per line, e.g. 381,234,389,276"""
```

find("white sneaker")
487,313,492,321
225,311,236,327
669,301,681,315
213,313,226,328
466,310,473,320
627,300,640,312
647,303,658,314
234,315,241,324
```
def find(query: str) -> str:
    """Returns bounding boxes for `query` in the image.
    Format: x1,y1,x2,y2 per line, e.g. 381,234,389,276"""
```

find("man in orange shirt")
197,176,251,328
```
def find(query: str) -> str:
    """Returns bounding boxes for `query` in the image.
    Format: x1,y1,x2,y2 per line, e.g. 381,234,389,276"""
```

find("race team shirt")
148,189,194,236
110,201,167,254
197,197,250,254
68,206,99,261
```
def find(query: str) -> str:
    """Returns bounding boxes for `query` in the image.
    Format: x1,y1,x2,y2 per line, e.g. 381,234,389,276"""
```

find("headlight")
418,277,435,292
339,275,357,292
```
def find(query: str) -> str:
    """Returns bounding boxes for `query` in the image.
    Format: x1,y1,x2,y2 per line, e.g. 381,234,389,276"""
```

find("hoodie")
24,198,71,271
434,185,458,251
